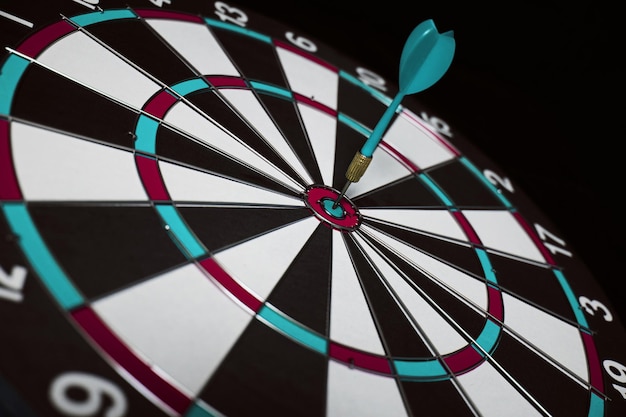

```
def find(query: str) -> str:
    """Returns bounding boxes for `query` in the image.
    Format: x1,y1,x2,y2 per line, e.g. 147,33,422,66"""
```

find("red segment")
293,93,337,117
134,9,203,23
582,332,605,393
452,211,481,244
71,306,192,415
143,90,178,119
273,40,337,72
135,154,170,201
17,20,75,57
329,342,392,374
207,76,247,88
443,344,484,374
0,120,22,200
487,285,504,321
200,258,263,312
305,185,360,230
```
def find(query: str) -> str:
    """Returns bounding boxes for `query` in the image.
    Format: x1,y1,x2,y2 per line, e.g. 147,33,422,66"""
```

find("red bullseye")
304,185,361,231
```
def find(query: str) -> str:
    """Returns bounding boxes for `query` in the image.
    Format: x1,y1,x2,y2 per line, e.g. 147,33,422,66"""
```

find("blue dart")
333,19,455,208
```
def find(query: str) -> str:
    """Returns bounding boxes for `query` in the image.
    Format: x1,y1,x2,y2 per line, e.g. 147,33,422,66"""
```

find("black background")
233,1,625,323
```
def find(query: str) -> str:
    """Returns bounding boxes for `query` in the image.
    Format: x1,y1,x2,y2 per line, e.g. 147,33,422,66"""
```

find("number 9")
49,372,127,417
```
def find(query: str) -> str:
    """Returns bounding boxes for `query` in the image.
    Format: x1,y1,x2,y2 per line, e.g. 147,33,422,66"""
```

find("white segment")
361,224,488,312
360,208,468,243
275,45,338,111
37,31,160,109
92,263,252,395
159,160,302,206
462,210,545,263
164,101,303,191
219,88,313,184
326,361,407,417
348,147,412,198
383,112,455,169
354,234,468,354
503,293,588,382
145,18,240,76
11,122,147,201
456,361,543,417
213,217,319,299
329,233,386,354
298,103,336,185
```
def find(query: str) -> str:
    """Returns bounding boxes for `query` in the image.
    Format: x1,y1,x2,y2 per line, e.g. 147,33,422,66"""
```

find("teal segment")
338,113,370,138
394,358,447,379
258,305,327,354
155,204,206,259
418,173,453,206
587,392,605,417
184,402,219,417
204,18,271,43
69,9,137,27
171,78,210,96
553,269,589,327
250,81,291,99
321,199,345,218
459,157,512,208
474,319,500,355
339,70,392,106
134,115,159,154
0,55,29,114
2,203,83,309
475,248,497,284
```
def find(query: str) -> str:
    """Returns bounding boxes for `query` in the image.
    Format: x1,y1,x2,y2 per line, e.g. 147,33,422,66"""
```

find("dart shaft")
360,92,405,157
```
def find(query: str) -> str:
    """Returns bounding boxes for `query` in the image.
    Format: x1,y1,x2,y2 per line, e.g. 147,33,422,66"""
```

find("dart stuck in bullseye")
332,19,455,209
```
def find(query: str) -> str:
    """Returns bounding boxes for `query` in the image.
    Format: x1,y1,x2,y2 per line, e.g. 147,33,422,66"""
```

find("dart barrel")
345,152,373,183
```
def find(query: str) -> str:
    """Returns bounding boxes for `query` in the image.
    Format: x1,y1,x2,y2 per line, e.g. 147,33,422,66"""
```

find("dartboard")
1,1,625,416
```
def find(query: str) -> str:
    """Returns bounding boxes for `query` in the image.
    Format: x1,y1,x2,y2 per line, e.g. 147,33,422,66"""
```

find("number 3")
579,296,613,322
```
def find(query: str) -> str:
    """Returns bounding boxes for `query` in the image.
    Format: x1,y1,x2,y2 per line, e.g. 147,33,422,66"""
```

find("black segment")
210,28,288,88
10,65,139,149
353,176,441,207
266,224,332,335
426,160,504,208
490,252,576,322
491,331,590,417
28,205,187,298
200,320,328,417
401,379,476,417
178,206,310,254
337,76,388,129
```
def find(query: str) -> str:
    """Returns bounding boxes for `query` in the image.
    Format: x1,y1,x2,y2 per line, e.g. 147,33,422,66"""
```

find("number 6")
49,372,127,417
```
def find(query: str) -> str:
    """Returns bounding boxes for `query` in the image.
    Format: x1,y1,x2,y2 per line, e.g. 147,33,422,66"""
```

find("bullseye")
303,185,361,231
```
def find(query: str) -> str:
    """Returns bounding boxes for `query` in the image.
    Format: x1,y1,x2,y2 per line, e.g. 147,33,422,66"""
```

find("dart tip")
333,181,352,209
